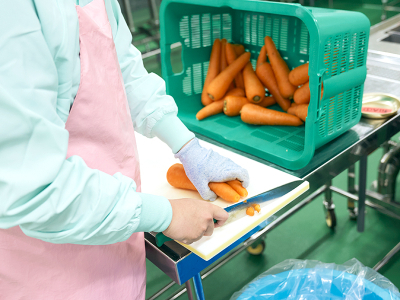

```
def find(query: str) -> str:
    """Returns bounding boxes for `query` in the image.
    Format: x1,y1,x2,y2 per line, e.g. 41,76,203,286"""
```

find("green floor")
128,0,400,299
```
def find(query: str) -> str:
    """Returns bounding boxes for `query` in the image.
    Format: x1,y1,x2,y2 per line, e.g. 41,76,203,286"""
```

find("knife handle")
155,219,218,247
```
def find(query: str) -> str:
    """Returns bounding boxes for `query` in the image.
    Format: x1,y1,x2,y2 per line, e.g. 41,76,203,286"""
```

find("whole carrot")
167,164,241,203
264,36,297,99
256,62,291,111
196,100,224,120
234,44,245,56
256,45,267,67
256,96,276,108
226,87,245,97
227,180,248,197
243,62,265,103
208,182,241,203
223,96,249,116
289,63,309,86
293,81,310,104
226,43,245,89
207,52,251,101
241,103,303,126
288,104,309,122
201,39,221,106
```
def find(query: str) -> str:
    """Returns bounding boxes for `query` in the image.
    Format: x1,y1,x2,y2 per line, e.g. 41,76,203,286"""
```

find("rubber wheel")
247,240,266,255
325,209,337,229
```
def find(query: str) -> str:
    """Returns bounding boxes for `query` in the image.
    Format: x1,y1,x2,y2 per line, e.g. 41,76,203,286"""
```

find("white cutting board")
136,134,309,261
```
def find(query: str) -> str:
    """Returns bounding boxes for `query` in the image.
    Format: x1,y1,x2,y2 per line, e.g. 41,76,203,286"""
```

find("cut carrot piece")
224,96,249,117
226,43,245,89
264,36,297,99
293,81,310,104
196,100,224,120
289,63,309,86
246,207,255,216
241,103,303,126
251,204,261,213
201,39,221,106
207,52,251,101
256,62,291,111
227,180,248,197
243,62,265,103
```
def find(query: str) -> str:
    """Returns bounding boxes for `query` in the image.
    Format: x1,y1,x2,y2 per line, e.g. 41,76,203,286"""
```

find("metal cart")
144,14,400,300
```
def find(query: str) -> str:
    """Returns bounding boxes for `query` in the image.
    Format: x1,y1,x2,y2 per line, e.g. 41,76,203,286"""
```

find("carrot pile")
166,163,247,203
196,37,315,126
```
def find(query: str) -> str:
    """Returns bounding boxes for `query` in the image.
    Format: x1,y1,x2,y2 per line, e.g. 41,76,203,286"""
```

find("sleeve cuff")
136,193,173,233
152,113,195,154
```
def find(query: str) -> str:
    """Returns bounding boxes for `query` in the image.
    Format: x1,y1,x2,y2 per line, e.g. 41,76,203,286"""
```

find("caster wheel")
247,240,266,256
348,207,358,220
325,209,337,229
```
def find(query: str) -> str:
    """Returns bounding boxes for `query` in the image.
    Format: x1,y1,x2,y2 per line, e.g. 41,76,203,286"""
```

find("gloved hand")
175,138,249,201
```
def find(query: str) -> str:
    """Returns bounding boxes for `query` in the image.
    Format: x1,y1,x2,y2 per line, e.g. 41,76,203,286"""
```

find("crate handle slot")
320,66,367,104
163,42,185,76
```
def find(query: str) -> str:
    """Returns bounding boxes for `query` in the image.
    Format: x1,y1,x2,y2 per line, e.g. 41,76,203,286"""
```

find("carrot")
226,87,245,97
209,182,241,203
220,40,235,92
264,36,297,99
226,43,245,89
223,96,249,117
196,100,224,120
246,207,255,216
201,39,221,106
207,52,251,101
167,163,197,191
289,63,309,86
233,44,245,56
243,62,265,103
220,39,227,71
241,103,303,126
256,96,276,108
251,204,261,213
256,62,291,111
293,81,310,104
288,104,309,122
227,180,248,197
256,45,267,67
167,164,241,203
291,102,298,107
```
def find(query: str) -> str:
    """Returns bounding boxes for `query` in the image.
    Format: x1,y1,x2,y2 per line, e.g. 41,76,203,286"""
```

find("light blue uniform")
0,0,194,245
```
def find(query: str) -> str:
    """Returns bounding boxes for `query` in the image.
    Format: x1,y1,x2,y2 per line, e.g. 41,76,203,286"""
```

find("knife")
155,180,304,247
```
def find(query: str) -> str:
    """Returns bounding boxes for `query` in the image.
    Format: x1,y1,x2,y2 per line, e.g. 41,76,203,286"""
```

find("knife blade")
155,180,304,247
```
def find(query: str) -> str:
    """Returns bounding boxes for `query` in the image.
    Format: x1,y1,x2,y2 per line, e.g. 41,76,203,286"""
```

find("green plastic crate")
159,0,370,170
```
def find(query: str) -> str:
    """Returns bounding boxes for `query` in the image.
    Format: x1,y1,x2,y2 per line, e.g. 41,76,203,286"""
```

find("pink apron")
0,0,146,299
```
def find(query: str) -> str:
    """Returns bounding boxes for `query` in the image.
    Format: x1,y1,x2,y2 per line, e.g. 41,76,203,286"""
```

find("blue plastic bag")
231,259,400,300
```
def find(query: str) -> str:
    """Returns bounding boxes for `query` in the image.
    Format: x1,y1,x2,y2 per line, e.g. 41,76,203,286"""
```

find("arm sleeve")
0,1,172,245
110,0,195,153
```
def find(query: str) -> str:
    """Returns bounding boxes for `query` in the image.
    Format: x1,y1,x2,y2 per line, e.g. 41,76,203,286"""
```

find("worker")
0,0,249,299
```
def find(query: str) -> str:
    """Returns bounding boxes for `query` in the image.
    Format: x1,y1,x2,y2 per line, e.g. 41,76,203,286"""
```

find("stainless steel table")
145,16,400,300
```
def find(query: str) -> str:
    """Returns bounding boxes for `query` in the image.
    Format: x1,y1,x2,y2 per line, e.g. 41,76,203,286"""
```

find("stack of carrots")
196,36,314,126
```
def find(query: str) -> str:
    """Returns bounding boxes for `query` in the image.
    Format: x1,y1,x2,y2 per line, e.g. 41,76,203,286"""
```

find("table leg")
347,164,357,219
185,281,194,300
358,155,367,232
193,273,205,300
